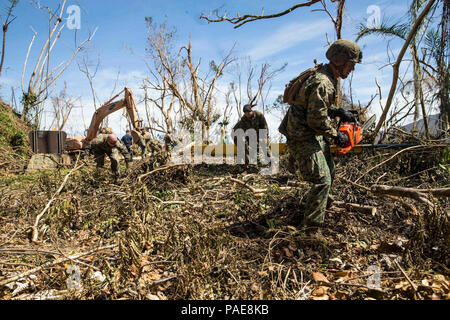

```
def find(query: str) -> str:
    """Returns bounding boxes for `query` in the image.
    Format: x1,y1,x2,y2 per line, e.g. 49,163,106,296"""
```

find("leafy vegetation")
0,101,31,160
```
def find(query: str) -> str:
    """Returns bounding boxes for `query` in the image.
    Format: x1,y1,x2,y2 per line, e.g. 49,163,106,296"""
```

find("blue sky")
0,0,433,140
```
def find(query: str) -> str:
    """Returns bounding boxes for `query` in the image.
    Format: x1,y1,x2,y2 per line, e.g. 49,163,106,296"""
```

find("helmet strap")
329,61,344,79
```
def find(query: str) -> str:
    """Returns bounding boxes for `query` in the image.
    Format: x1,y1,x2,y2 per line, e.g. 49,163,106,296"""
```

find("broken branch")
333,201,377,216
0,244,117,288
137,163,187,182
31,159,85,243
371,184,438,208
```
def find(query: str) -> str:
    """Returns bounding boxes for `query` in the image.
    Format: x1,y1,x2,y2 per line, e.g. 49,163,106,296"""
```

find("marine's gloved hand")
330,108,357,123
334,132,350,147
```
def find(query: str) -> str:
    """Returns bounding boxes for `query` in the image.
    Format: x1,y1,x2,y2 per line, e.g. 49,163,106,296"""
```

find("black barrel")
28,131,67,154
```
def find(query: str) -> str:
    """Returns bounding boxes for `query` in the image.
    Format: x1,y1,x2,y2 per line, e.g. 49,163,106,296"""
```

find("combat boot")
326,194,335,209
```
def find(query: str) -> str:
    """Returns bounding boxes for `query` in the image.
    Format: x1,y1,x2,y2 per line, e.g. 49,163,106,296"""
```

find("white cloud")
245,19,333,61
0,76,16,88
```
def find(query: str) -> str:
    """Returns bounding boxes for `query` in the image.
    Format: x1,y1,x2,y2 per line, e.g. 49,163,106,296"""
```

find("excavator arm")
86,87,142,141
65,87,144,151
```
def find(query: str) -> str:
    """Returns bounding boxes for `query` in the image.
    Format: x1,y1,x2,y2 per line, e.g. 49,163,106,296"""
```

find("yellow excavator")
27,87,150,170
65,87,145,152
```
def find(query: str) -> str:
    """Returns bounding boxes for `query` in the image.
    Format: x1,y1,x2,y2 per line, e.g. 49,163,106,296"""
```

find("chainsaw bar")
361,114,376,131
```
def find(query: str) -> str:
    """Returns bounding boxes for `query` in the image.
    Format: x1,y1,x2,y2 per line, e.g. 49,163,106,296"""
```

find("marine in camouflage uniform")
90,133,131,176
280,39,362,226
148,138,164,155
131,130,147,157
232,105,270,165
133,130,166,157
164,131,175,153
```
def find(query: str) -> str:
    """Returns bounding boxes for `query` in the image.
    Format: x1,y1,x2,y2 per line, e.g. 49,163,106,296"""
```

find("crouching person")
90,133,131,177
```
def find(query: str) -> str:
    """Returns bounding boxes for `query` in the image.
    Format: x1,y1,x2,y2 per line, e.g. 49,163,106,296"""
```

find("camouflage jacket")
283,63,339,142
233,110,268,133
164,133,175,147
148,139,164,151
143,132,152,141
90,134,130,159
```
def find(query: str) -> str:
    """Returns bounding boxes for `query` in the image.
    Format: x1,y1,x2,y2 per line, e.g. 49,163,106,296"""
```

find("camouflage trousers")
135,136,147,157
125,145,133,162
287,136,335,225
92,148,122,175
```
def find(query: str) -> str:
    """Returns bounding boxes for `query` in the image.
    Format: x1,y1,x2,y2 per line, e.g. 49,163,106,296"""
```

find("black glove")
334,132,349,147
330,108,357,123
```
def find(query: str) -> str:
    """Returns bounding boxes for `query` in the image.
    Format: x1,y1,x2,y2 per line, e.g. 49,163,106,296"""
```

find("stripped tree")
356,0,439,138
0,0,18,77
145,18,236,142
49,81,78,131
365,0,437,139
21,0,96,124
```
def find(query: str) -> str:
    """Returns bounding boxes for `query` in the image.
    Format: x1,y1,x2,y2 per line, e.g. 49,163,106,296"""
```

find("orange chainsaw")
335,114,376,155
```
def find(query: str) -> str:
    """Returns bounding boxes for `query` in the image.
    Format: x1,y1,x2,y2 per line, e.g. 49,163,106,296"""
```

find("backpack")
282,63,320,105
279,63,320,137
278,109,289,137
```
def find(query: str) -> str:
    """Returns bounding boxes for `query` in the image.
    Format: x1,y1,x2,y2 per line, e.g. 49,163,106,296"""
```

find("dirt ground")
0,145,449,300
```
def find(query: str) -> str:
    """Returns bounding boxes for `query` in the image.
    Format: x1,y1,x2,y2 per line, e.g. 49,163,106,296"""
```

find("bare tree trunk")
142,84,156,139
336,0,345,109
320,0,345,108
411,43,431,138
21,0,96,121
373,0,436,138
335,0,345,40
411,45,421,132
0,1,18,77
439,0,449,132
0,26,7,76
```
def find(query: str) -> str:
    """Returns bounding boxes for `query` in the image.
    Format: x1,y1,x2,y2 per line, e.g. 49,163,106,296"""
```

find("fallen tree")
371,184,450,208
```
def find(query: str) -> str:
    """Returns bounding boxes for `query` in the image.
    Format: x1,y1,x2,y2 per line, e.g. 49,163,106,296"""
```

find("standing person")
147,138,164,156
279,39,362,227
90,133,131,177
164,130,176,153
232,104,270,165
141,130,164,156
121,130,134,162
132,129,148,158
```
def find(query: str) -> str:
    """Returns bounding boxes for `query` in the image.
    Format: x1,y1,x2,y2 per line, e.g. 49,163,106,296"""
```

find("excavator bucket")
130,129,143,144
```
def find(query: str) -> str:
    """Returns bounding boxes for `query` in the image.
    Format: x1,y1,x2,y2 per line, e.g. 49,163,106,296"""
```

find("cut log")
228,177,292,198
338,177,420,215
370,185,446,208
333,201,377,216
372,185,450,198
137,163,187,182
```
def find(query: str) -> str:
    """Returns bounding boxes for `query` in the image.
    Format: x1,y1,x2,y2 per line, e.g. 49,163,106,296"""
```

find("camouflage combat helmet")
326,39,362,64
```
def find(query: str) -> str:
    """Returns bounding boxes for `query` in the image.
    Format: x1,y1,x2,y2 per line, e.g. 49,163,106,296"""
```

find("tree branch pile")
0,143,448,300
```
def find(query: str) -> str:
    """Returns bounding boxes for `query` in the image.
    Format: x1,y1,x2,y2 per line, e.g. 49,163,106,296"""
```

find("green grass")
0,102,30,156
